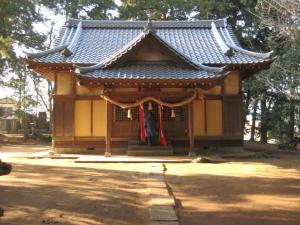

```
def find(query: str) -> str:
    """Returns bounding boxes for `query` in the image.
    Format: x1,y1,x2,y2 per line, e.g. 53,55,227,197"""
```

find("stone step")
127,150,173,156
149,205,178,222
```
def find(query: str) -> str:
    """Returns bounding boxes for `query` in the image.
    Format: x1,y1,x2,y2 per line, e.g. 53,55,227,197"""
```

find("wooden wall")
193,100,205,136
192,70,242,140
74,100,92,136
127,40,173,61
52,69,243,151
53,96,74,140
56,72,74,95
54,72,74,140
223,96,243,139
93,100,107,136
206,100,223,136
52,69,108,153
74,100,107,137
193,99,223,137
224,71,240,94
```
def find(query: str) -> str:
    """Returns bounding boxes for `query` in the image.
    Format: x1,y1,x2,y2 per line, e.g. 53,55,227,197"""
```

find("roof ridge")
67,18,227,28
62,21,83,56
211,22,233,56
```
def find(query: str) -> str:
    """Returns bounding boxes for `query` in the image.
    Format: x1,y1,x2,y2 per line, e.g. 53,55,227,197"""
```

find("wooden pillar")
188,102,195,156
105,101,112,157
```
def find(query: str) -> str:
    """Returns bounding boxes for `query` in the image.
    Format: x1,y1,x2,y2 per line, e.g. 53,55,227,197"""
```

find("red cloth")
139,102,146,142
158,104,167,145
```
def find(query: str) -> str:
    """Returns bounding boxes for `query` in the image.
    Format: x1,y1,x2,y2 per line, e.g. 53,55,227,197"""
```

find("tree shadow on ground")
0,163,151,225
166,159,300,225
244,151,300,172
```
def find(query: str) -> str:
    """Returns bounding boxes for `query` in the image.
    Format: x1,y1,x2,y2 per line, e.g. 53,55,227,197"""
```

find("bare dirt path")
165,153,300,225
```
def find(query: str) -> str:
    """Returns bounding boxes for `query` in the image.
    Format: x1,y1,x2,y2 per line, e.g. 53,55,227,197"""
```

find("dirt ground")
0,145,150,225
166,153,300,225
1,144,300,225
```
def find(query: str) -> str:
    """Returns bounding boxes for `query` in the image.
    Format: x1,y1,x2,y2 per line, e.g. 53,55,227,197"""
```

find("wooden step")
127,150,173,156
128,145,173,151
128,139,172,146
128,139,140,145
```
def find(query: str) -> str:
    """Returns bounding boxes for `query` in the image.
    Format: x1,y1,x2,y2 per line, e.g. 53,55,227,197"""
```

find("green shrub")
30,131,52,142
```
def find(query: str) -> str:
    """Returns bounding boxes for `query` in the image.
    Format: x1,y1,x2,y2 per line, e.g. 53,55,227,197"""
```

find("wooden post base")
104,152,112,157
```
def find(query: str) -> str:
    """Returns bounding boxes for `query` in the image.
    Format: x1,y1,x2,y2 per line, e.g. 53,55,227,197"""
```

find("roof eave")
75,73,227,85
23,21,83,59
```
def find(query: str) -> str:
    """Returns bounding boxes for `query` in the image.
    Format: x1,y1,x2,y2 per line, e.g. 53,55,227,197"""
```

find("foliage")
4,64,38,128
248,152,277,159
64,0,117,19
30,130,52,142
119,0,198,20
0,0,46,58
0,107,3,117
245,0,300,144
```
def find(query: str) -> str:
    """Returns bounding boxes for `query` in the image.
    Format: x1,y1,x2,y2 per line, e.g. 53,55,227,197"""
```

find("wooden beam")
110,91,191,98
105,101,112,156
204,99,207,136
188,102,195,156
91,100,94,136
76,76,225,88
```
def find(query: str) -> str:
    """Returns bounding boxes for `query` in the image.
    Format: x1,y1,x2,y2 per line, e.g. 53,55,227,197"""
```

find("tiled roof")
78,22,226,74
77,64,226,80
25,19,272,67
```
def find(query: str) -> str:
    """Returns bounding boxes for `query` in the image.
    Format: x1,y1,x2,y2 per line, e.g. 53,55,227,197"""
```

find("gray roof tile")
28,19,271,66
78,64,225,80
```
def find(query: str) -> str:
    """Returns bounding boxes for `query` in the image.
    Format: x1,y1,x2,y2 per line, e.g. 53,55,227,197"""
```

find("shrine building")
24,19,273,156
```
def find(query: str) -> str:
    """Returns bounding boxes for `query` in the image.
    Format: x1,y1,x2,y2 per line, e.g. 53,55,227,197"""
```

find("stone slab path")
146,164,179,225
75,156,191,163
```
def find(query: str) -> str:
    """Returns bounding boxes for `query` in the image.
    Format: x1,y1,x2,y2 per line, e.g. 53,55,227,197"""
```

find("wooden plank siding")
223,95,243,139
53,96,74,140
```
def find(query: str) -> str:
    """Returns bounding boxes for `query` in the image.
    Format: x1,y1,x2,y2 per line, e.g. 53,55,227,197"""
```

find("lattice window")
115,106,139,121
163,107,185,122
114,102,185,122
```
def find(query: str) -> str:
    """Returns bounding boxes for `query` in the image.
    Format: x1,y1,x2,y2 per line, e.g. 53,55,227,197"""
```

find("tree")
63,0,117,19
252,0,300,144
0,0,44,57
6,65,38,129
119,0,198,20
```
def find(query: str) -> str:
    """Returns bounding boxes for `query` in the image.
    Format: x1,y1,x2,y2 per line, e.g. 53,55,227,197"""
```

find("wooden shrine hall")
24,19,273,156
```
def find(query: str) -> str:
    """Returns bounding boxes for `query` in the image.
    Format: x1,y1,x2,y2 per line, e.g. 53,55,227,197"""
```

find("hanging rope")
100,89,201,109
